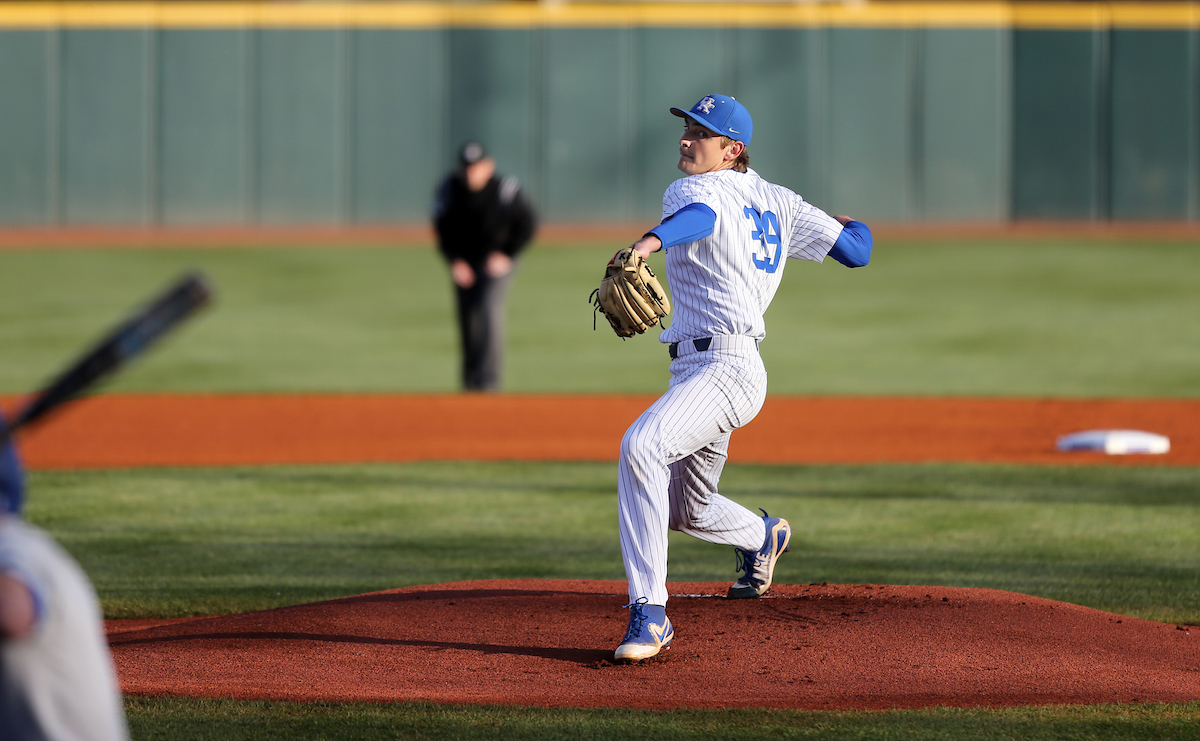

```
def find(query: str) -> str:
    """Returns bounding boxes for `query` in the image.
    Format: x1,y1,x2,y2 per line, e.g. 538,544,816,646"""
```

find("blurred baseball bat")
0,272,214,442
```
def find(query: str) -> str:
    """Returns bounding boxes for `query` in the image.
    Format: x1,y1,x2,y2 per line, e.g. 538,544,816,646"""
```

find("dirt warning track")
4,393,1198,469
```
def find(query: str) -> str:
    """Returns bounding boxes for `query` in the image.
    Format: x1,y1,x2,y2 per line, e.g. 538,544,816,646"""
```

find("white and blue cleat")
614,599,674,662
728,510,791,599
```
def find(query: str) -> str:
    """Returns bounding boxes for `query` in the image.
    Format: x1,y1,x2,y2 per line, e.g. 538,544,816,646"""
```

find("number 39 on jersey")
744,207,782,273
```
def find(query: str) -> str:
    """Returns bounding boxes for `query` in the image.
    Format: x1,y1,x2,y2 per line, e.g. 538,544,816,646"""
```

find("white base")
1056,429,1170,455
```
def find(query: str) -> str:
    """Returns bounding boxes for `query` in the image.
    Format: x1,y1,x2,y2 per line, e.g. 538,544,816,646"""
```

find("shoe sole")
614,616,674,662
614,640,672,662
727,519,792,599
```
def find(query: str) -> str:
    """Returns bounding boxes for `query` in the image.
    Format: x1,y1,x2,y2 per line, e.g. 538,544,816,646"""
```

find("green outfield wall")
0,2,1197,226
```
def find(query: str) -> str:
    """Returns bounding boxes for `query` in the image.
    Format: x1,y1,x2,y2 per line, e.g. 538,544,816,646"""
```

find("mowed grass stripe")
123,697,1200,741
1,239,1198,397
27,461,1200,624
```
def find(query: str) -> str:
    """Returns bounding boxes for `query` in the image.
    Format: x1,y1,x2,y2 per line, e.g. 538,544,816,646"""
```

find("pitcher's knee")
620,416,666,469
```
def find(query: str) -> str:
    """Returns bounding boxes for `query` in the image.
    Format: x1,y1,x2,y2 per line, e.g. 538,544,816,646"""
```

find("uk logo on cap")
670,94,753,145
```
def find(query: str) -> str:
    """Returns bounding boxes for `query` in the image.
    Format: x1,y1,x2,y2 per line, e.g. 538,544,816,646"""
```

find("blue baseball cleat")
728,510,792,599
614,599,673,662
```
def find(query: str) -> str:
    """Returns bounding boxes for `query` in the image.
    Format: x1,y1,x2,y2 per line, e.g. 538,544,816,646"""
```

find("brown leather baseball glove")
590,247,671,338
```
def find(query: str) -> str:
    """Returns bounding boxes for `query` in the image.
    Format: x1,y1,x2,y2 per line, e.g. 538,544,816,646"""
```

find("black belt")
668,337,712,359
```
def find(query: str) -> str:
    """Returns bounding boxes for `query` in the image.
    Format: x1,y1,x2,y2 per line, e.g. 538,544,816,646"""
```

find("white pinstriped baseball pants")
618,336,770,606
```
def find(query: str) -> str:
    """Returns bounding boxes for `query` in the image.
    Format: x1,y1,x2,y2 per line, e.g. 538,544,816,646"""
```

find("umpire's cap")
458,142,489,167
671,94,753,145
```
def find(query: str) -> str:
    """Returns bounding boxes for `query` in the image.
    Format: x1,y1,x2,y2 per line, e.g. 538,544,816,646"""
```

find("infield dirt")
6,393,1197,468
106,580,1199,711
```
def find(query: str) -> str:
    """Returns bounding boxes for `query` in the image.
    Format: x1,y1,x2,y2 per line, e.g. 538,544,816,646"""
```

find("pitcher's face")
678,118,740,175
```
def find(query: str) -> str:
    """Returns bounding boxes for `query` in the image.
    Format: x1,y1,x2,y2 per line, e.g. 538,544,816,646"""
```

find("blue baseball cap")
671,94,753,145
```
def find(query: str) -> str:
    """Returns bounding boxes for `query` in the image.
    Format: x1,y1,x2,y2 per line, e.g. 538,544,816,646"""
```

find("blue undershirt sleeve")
827,220,872,268
646,203,717,250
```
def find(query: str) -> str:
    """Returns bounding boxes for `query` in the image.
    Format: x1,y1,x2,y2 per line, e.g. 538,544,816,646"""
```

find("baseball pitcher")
595,94,873,662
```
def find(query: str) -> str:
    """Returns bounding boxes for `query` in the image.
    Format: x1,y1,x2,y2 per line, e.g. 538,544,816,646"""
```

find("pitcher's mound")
107,579,1200,710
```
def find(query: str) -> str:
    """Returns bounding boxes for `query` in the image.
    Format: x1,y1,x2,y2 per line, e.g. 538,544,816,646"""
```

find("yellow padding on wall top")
0,2,1197,30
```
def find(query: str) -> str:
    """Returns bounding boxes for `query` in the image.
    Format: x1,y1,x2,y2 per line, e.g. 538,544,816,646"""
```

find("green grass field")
1,238,1198,396
123,697,1200,741
30,462,1200,624
3,238,1199,739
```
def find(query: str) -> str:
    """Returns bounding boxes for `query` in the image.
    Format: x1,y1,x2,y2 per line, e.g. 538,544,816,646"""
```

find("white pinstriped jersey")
658,168,843,344
1,517,129,741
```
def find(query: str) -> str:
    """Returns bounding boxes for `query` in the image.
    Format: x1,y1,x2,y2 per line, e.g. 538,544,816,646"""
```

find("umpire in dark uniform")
433,142,537,391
